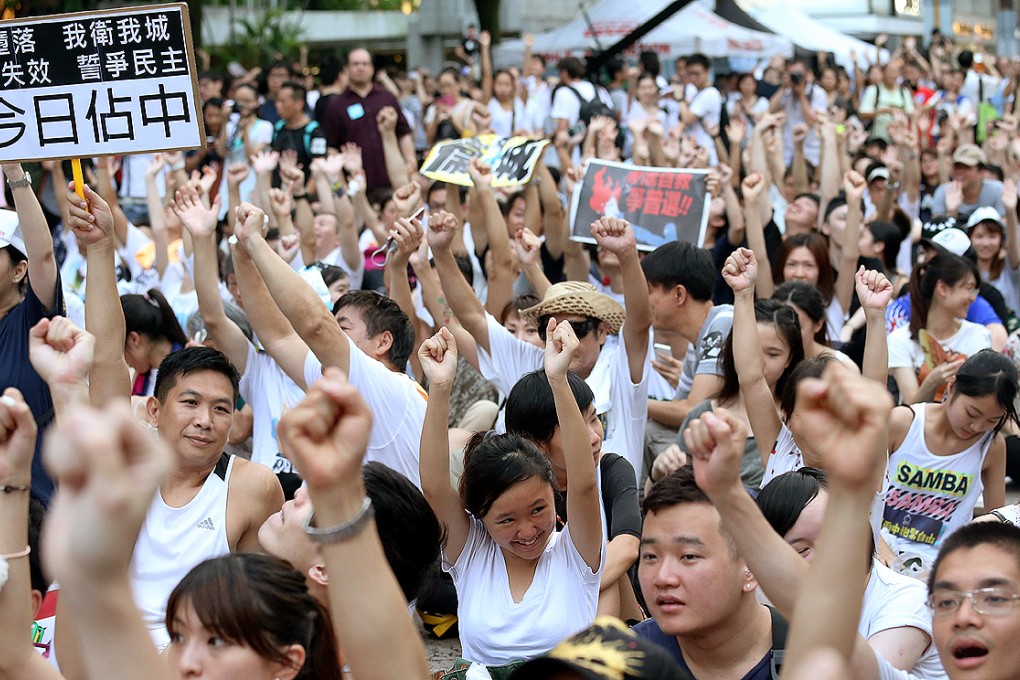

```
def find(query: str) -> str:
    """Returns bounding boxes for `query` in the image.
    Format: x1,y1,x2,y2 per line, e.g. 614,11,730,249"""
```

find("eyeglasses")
927,587,1020,618
536,317,599,342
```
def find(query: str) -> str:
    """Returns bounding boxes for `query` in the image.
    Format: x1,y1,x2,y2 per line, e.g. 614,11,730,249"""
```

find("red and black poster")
569,159,710,251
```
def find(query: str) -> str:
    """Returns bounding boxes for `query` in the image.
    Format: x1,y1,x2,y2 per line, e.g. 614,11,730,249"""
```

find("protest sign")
569,160,710,251
0,3,203,162
420,134,549,187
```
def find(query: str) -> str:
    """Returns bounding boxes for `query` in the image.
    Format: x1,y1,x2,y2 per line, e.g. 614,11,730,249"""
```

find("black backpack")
561,83,616,125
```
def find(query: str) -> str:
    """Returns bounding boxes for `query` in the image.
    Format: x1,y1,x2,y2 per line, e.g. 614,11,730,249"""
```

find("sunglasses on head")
537,316,599,342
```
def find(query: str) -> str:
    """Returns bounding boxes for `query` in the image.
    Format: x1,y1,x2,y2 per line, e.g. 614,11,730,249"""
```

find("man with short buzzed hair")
321,47,415,190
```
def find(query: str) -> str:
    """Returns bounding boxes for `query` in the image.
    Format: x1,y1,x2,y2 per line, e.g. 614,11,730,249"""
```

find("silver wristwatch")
7,172,31,190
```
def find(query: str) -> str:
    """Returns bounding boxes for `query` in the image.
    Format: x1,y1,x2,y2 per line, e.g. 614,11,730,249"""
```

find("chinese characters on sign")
569,159,710,251
0,4,202,162
420,134,550,188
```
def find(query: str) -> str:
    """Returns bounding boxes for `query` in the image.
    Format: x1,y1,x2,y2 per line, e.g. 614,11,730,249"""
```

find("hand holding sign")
65,181,114,247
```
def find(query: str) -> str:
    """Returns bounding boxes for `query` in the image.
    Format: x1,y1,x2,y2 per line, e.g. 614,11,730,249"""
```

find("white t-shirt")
860,560,945,680
550,80,609,128
683,84,723,165
304,335,426,488
780,84,828,166
984,262,1020,318
446,515,603,665
476,314,650,482
239,343,306,473
488,97,527,137
760,424,802,488
887,320,992,376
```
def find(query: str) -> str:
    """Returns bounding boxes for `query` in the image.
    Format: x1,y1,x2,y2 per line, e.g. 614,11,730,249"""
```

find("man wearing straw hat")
429,213,652,483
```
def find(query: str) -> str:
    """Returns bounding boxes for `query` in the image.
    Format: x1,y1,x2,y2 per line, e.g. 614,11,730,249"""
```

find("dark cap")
509,617,692,680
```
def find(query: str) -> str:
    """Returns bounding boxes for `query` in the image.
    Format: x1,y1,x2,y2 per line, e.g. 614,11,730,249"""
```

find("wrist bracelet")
0,546,30,560
0,484,29,494
293,193,308,201
303,497,374,544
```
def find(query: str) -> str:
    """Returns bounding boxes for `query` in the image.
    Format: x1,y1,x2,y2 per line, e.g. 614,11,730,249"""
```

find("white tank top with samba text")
130,453,234,651
882,404,992,570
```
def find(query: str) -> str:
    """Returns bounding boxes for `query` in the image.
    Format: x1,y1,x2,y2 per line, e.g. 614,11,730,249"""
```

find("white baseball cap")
0,210,25,258
929,227,972,256
965,205,1006,232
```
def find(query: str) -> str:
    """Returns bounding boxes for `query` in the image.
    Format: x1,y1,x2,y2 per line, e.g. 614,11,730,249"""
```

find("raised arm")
592,217,650,384
741,174,775,297
229,236,312,390
0,389,62,680
277,369,429,680
65,182,132,403
722,247,783,464
536,160,567,260
836,171,867,315
377,107,411,189
2,163,56,309
546,320,603,571
28,317,93,421
468,160,515,319
427,209,492,353
235,202,350,373
417,328,471,560
42,405,174,680
856,267,893,384
173,188,250,373
1002,178,1020,269
144,155,171,278
479,30,494,103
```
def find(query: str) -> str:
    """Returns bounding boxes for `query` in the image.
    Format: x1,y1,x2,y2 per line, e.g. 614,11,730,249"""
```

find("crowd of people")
7,20,1020,680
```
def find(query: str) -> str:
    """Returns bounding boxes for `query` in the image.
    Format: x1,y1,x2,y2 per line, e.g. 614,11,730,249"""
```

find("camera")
790,72,804,86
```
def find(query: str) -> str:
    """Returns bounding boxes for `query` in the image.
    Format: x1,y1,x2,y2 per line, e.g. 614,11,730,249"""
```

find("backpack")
272,119,324,158
561,83,616,126
767,605,788,678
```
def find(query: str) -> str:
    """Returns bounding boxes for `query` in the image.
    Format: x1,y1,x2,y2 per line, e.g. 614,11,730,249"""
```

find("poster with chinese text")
0,3,203,162
569,160,710,251
420,134,549,188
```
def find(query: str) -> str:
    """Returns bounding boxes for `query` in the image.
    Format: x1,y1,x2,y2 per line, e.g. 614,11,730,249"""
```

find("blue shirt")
0,276,64,503
886,292,999,334
634,617,775,679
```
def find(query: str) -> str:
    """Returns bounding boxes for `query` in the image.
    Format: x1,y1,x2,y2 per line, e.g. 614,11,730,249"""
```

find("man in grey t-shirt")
931,144,1004,223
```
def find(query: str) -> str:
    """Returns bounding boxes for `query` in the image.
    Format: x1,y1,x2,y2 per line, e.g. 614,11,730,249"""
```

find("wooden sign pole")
70,159,86,202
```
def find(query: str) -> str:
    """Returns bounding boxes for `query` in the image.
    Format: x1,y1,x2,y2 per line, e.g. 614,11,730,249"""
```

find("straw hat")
520,281,626,335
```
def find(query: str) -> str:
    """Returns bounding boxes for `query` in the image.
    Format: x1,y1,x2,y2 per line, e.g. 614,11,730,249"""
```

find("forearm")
600,535,639,589
60,580,173,680
648,398,695,428
786,488,875,671
242,235,347,370
819,134,841,221
837,204,863,312
791,143,809,195
433,248,489,350
743,204,774,297
522,262,552,299
0,486,35,676
7,173,57,308
381,130,410,188
194,234,248,371
734,290,767,383
477,187,514,317
316,486,429,680
421,382,454,498
1007,211,1020,269
85,241,131,403
861,310,888,385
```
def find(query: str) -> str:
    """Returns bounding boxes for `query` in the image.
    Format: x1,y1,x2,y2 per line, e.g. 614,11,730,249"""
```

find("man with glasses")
927,522,1020,679
429,212,652,483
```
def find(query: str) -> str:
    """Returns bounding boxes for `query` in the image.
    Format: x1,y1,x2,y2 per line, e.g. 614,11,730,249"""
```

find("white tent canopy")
747,4,889,70
492,0,792,67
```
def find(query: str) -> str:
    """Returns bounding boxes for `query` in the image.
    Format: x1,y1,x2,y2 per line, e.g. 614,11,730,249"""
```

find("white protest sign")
0,3,203,162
